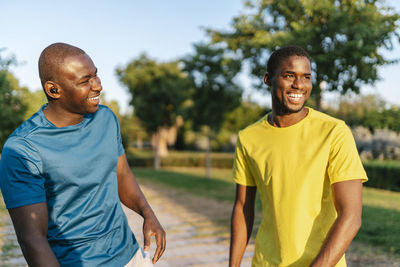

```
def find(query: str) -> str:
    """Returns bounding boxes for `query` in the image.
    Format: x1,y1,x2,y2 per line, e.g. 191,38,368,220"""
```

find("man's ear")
264,73,271,86
44,81,61,99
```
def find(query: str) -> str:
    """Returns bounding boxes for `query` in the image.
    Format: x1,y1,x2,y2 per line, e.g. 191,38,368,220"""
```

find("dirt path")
126,181,400,267
123,182,253,267
1,181,399,266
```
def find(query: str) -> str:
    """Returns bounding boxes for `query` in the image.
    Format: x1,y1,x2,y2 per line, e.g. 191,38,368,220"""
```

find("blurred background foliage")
1,0,400,184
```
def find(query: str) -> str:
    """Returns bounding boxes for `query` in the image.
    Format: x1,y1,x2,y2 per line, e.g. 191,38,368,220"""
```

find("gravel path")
1,181,399,266
124,182,254,267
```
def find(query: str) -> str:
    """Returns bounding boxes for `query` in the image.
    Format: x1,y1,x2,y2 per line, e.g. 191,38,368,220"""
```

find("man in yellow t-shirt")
229,45,367,267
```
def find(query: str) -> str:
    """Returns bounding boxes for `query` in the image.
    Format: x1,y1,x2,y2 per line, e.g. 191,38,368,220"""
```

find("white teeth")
288,94,302,98
88,96,99,100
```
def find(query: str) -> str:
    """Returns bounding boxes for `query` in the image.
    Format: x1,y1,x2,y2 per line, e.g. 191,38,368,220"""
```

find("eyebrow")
283,70,311,76
79,68,97,80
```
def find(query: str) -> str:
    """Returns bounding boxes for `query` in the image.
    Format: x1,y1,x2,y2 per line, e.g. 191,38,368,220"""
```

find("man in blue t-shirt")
0,43,166,266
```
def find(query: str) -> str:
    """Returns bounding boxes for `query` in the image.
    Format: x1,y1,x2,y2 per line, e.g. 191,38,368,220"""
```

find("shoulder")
308,108,355,146
96,104,115,117
238,114,269,141
8,111,44,140
2,136,39,159
93,105,120,123
1,136,42,174
308,108,348,131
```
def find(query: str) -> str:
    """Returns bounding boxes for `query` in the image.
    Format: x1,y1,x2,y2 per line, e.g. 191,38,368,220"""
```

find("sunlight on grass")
363,187,400,211
133,167,400,255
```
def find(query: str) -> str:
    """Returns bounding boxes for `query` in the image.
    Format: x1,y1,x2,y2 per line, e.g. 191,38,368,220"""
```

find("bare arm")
117,153,166,264
310,179,363,267
229,184,257,267
8,202,60,267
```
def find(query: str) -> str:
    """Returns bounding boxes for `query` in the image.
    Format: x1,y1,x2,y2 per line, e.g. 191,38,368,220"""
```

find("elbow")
345,212,362,236
354,216,362,234
16,233,48,253
337,209,362,237
349,218,362,243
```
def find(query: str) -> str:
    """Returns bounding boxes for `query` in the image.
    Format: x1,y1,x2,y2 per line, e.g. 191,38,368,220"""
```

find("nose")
90,76,102,92
292,77,304,90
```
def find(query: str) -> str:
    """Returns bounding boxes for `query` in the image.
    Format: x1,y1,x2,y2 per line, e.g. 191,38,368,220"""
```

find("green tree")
116,54,191,169
182,43,242,177
208,0,400,109
100,95,148,150
328,94,386,126
0,50,26,150
17,88,47,120
215,100,267,152
223,100,268,133
324,94,400,132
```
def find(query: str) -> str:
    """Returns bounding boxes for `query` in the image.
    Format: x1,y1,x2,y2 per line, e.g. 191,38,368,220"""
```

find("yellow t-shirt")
233,108,367,267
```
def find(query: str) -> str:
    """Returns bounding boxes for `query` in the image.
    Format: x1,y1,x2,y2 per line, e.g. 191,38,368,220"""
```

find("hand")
142,213,166,264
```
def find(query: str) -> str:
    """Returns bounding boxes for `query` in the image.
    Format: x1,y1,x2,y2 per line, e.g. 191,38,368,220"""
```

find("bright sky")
1,0,399,113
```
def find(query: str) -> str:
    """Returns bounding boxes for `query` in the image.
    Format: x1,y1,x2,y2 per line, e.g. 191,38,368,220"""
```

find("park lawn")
133,167,400,257
127,148,234,159
134,167,236,203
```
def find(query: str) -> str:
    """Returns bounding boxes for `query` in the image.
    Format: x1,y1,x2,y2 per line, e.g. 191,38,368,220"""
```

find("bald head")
38,43,85,89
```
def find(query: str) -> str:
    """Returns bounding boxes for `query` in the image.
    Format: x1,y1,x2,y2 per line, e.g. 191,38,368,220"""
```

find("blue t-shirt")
0,104,138,266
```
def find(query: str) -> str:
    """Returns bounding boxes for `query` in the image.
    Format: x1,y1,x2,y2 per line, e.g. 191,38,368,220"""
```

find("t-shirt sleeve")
327,122,368,184
116,118,125,156
233,133,256,186
0,138,46,209
108,108,125,157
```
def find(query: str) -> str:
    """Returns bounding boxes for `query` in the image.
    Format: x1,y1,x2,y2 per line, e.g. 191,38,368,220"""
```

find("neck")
268,107,309,128
43,102,84,127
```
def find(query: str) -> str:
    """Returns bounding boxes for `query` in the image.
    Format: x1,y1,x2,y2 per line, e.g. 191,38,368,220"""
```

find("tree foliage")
0,50,26,150
116,54,191,168
222,100,268,133
208,0,400,108
182,43,243,133
17,88,47,120
182,43,243,177
326,94,400,133
100,96,148,149
116,53,191,133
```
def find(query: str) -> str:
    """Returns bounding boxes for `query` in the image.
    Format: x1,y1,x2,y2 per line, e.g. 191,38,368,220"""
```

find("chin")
86,106,99,114
277,102,305,114
287,104,305,113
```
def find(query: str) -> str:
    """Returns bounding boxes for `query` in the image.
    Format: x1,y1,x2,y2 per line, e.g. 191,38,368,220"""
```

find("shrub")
363,161,400,192
127,152,400,192
126,152,234,169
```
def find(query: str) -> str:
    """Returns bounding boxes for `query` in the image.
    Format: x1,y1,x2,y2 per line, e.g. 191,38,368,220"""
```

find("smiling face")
265,55,312,115
55,53,102,115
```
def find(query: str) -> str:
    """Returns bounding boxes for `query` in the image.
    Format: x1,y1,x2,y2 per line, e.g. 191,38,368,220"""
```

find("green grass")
364,160,400,167
354,187,400,255
134,167,400,256
134,167,236,203
128,148,234,159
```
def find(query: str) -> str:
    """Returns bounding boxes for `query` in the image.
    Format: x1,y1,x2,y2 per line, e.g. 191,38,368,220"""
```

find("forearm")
229,202,254,267
310,212,361,267
18,235,59,267
117,154,155,218
119,173,154,218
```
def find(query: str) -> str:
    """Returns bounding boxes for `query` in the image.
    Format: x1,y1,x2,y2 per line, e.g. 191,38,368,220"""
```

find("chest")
33,122,120,192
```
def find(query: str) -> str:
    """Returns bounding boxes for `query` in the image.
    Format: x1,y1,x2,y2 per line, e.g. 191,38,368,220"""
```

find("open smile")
287,93,305,104
87,95,100,104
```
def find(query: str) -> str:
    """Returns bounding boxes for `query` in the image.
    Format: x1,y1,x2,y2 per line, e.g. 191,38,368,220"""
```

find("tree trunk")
158,127,169,158
205,134,212,179
136,137,143,150
314,80,326,111
315,92,322,111
153,132,161,170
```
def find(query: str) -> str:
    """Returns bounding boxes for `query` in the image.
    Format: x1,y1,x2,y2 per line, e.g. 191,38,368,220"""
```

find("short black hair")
38,42,85,89
267,45,310,76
